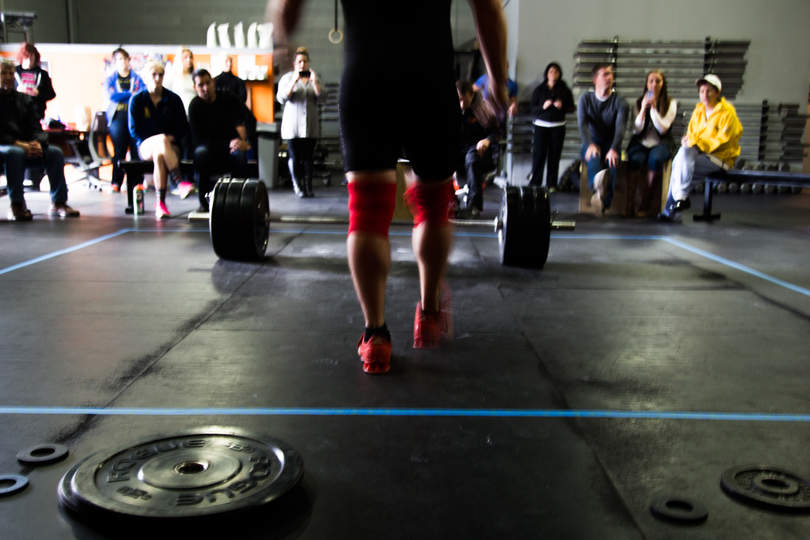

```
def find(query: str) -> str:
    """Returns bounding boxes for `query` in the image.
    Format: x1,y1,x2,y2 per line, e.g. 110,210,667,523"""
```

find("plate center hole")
665,500,693,513
175,461,209,475
762,478,788,488
30,448,55,457
0,479,16,489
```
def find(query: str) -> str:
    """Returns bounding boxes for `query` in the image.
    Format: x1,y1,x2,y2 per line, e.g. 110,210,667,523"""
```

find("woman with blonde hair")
277,47,326,197
128,61,189,219
625,70,677,217
165,46,197,113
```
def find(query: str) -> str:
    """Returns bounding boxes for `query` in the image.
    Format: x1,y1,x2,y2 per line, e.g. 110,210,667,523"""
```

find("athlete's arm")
468,0,508,113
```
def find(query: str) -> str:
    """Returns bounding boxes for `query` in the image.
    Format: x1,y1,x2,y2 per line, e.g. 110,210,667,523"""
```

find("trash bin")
257,122,281,188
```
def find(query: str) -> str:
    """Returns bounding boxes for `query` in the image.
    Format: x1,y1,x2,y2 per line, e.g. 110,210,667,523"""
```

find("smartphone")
646,91,654,99
299,70,311,78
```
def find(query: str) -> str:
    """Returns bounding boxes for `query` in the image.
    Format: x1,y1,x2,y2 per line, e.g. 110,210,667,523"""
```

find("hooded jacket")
686,97,743,167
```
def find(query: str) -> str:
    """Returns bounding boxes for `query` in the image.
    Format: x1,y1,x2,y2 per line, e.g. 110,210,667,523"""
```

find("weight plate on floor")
59,458,93,514
0,474,28,497
498,187,521,266
69,426,303,520
17,443,69,464
518,186,550,269
237,179,269,260
650,495,708,523
720,465,810,511
210,178,233,259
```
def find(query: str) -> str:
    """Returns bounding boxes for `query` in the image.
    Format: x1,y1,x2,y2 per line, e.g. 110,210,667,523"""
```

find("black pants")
194,144,249,207
286,138,316,185
530,125,565,189
109,111,142,189
457,146,491,212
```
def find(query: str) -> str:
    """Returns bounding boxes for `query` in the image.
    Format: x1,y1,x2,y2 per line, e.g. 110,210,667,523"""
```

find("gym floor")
1,177,809,539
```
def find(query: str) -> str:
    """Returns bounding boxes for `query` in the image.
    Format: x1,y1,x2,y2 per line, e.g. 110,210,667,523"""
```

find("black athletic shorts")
338,0,458,182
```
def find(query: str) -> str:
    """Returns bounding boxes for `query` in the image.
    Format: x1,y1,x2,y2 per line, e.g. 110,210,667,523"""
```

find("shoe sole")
590,192,603,218
357,337,392,374
413,284,454,349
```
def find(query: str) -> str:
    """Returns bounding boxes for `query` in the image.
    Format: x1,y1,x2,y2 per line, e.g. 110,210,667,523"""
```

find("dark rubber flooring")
1,178,809,539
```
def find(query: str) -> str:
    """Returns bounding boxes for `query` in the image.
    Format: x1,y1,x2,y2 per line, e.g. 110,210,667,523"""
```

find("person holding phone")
277,47,325,198
624,70,677,218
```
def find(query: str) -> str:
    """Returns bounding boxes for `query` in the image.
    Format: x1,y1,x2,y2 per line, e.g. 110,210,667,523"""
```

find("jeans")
662,145,725,214
626,143,671,173
456,145,491,211
530,125,565,188
109,111,142,189
286,138,316,185
0,144,68,204
194,144,249,207
581,138,617,209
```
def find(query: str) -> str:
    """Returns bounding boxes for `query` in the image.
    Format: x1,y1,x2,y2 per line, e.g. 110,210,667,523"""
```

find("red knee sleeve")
403,182,455,228
347,181,397,238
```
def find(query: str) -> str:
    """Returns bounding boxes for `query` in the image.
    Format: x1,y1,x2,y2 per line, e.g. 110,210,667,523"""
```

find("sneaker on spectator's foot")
413,283,453,349
177,181,197,200
357,334,392,374
590,192,603,218
49,203,80,218
8,202,33,221
107,184,121,193
155,201,171,220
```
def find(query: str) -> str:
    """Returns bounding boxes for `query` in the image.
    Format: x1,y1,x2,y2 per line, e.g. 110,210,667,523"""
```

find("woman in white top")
625,70,677,218
165,46,197,113
277,47,326,198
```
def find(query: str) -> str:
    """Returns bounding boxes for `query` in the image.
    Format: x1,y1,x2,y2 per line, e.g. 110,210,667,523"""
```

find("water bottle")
135,185,145,215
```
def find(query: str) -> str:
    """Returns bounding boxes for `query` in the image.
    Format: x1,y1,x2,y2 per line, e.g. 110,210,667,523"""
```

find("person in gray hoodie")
577,63,629,217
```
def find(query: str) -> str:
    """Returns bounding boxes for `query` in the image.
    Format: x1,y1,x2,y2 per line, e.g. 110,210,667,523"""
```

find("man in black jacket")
0,60,79,221
457,80,500,217
214,55,248,104
188,69,252,212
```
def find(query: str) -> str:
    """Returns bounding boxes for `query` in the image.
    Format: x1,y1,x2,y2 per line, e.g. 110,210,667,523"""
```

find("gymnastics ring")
328,28,343,44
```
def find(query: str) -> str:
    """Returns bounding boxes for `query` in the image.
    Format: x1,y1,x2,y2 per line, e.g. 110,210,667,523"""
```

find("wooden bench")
693,170,810,222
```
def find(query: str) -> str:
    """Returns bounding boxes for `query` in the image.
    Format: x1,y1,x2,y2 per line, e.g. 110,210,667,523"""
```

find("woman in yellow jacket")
659,74,743,222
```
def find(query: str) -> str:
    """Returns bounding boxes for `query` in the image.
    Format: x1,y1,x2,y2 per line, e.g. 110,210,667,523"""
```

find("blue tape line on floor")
1,406,809,421
661,237,810,298
0,229,133,276
3,230,808,299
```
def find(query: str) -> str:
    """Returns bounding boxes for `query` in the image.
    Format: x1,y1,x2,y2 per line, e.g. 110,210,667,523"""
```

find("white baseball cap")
696,74,722,92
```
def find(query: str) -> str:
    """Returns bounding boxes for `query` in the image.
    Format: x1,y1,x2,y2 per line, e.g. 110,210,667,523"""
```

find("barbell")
197,178,575,268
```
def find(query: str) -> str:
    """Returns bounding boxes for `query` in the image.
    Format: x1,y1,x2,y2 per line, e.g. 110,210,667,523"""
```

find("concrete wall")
1,0,69,43
508,0,810,185
11,0,477,86
512,0,810,105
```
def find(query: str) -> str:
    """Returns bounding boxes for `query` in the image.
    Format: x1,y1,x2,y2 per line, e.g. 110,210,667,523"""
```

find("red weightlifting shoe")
357,334,392,374
413,283,453,349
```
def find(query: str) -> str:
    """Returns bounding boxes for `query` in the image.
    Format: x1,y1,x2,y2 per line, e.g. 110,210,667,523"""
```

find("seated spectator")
0,59,79,221
577,63,629,217
457,80,500,217
103,47,145,193
625,70,677,218
128,61,190,219
214,54,248,104
14,42,56,120
529,62,575,192
659,74,742,222
188,69,252,213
